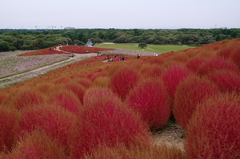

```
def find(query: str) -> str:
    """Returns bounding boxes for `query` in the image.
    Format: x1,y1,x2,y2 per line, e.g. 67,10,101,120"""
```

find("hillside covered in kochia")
0,38,239,158
0,28,240,51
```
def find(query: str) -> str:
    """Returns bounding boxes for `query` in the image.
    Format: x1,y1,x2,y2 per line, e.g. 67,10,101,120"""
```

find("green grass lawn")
95,43,195,53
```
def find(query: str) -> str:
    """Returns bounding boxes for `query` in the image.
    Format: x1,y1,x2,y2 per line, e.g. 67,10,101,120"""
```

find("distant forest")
0,28,240,52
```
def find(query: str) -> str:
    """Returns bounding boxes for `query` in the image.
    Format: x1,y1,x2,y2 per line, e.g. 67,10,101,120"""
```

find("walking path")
0,47,97,88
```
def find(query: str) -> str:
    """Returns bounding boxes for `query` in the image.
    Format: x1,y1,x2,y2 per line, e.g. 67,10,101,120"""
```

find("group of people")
107,55,125,62
107,54,141,62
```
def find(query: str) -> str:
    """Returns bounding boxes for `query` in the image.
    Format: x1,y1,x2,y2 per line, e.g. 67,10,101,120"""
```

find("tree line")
0,28,239,52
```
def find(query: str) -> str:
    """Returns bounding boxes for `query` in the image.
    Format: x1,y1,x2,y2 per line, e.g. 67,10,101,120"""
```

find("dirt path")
153,123,185,150
0,48,97,88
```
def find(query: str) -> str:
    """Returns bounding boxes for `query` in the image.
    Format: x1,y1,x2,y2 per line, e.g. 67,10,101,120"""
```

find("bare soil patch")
153,123,185,150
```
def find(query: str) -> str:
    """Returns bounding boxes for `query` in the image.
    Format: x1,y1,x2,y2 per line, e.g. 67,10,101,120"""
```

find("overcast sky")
1,0,240,29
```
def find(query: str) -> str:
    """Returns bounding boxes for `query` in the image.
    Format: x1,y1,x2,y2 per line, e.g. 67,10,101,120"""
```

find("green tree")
21,45,31,50
138,42,147,49
9,46,17,51
43,41,57,48
0,41,10,52
55,37,72,45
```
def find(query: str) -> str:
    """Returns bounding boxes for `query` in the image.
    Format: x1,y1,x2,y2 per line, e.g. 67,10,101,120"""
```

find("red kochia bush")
8,130,67,159
19,105,76,154
140,64,165,79
75,78,93,89
70,87,151,158
83,87,120,108
62,82,86,104
197,57,239,76
173,75,219,129
162,64,192,104
60,45,114,54
230,45,240,70
2,88,44,110
126,78,170,130
209,70,240,94
83,143,186,159
0,107,20,153
47,89,82,114
18,47,68,56
185,93,240,158
0,92,7,104
109,67,139,100
185,57,205,73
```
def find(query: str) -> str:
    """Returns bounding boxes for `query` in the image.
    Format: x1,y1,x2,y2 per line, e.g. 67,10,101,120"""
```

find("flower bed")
60,45,114,54
18,47,69,56
0,52,69,79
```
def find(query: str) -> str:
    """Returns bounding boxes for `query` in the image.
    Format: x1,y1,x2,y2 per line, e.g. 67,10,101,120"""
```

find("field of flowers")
18,47,69,56
0,51,70,79
60,45,114,54
0,39,240,158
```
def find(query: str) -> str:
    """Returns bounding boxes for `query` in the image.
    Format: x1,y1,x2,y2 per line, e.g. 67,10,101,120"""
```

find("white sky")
1,0,240,29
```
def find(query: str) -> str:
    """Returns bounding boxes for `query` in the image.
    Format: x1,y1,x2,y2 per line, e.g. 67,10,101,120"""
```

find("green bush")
9,46,17,51
0,41,10,52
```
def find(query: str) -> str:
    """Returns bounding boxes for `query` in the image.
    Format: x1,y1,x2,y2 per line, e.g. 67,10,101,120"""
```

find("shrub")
36,82,55,93
62,82,86,104
166,52,191,64
217,45,234,59
19,105,77,154
147,56,165,65
109,66,140,100
54,77,71,85
83,87,121,109
0,107,20,153
70,87,151,158
92,76,110,88
0,92,7,104
173,75,219,129
75,78,93,89
197,57,238,77
209,70,240,94
47,88,82,114
185,57,205,73
140,64,165,79
185,93,240,158
2,88,45,110
0,41,10,52
162,64,192,104
83,143,186,159
230,45,240,70
8,130,67,159
126,78,171,130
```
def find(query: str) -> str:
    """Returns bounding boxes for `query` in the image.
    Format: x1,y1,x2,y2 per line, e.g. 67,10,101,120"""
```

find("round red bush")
8,130,67,159
173,75,219,129
162,64,192,104
186,57,205,73
0,107,20,153
126,78,170,130
70,87,151,158
185,93,240,158
197,57,238,76
19,105,77,153
2,88,45,110
209,70,240,94
109,67,139,100
48,88,82,114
